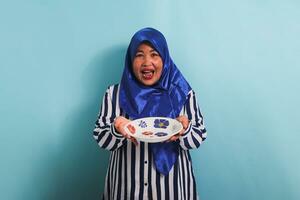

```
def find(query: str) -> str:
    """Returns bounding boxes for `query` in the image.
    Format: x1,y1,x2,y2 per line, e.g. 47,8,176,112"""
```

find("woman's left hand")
168,115,189,142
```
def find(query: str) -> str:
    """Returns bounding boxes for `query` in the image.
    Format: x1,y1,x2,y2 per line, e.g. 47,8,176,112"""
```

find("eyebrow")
135,49,158,53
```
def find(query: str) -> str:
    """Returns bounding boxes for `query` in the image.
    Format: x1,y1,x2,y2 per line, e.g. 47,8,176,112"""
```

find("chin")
141,81,154,86
139,79,157,86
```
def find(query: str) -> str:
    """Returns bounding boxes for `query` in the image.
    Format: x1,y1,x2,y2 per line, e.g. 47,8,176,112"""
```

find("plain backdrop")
0,0,299,199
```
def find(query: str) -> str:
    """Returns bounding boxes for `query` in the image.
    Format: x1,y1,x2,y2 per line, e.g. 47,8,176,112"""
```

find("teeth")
142,72,153,74
142,71,154,78
142,70,153,73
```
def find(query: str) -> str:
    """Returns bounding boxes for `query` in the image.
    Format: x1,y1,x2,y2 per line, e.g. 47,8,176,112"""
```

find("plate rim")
124,117,183,143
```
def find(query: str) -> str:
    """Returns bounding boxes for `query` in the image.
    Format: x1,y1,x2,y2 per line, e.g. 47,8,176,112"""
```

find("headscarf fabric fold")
119,27,191,175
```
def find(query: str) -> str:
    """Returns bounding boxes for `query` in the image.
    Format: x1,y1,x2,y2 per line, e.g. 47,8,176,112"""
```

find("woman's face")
132,43,163,86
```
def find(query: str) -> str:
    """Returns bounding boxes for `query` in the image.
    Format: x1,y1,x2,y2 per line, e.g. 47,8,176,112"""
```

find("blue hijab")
119,27,191,175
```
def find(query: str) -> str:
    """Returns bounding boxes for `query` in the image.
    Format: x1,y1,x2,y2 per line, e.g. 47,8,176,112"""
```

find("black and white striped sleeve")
178,90,207,150
93,85,126,151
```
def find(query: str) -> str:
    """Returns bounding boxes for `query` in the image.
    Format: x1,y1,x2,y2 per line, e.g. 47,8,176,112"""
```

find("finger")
114,117,122,125
171,136,180,141
114,123,123,133
131,138,138,146
179,127,186,133
183,122,188,130
182,119,189,129
124,134,131,139
177,116,188,129
168,134,180,142
123,131,131,139
176,117,184,123
119,123,131,138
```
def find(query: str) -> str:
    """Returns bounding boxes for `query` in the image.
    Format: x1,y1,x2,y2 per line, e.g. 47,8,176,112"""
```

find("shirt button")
144,183,148,186
144,161,148,164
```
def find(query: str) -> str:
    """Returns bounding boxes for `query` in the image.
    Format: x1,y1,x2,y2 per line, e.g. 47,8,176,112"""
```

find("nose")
142,55,152,67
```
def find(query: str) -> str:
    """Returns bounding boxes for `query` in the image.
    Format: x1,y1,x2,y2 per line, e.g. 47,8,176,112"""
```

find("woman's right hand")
114,116,138,145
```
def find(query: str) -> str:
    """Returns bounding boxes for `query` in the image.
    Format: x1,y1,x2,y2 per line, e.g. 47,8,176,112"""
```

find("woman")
93,27,207,200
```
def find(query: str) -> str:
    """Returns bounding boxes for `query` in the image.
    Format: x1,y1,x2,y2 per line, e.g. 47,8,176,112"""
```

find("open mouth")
141,69,154,80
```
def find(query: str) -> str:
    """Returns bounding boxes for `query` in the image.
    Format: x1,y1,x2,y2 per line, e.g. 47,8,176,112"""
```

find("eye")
151,52,160,57
135,52,144,57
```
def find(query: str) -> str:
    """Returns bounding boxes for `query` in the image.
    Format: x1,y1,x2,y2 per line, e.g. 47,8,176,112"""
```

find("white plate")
124,117,183,143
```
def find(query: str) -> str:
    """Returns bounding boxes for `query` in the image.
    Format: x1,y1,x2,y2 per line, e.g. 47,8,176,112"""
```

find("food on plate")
142,131,154,136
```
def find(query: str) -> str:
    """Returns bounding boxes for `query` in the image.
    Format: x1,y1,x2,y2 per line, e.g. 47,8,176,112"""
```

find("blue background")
1,0,299,199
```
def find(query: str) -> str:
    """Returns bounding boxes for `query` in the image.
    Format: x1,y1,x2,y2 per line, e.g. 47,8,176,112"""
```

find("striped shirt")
93,84,207,200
